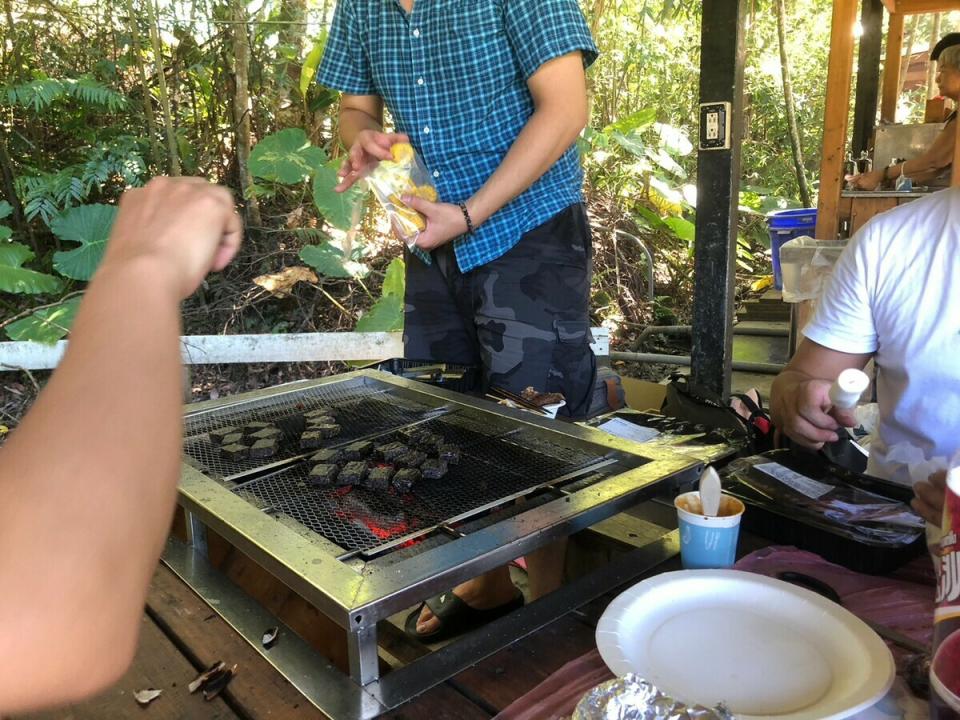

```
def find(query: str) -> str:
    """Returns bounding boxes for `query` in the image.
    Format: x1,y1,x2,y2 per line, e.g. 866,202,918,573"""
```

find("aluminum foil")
572,674,734,720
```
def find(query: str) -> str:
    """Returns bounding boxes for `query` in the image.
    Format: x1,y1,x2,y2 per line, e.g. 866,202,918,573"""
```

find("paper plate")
596,570,895,719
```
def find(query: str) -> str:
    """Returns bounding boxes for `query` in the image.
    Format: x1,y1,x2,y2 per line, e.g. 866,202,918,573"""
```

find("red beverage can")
931,466,960,717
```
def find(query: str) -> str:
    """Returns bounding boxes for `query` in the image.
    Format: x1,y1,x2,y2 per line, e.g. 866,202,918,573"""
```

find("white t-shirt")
803,187,960,485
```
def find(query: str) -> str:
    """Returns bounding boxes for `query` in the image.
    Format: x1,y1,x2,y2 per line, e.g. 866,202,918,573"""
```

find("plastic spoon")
699,466,722,517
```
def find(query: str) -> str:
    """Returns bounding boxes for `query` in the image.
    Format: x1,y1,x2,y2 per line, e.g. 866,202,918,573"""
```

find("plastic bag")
365,142,437,252
724,452,924,547
930,452,960,717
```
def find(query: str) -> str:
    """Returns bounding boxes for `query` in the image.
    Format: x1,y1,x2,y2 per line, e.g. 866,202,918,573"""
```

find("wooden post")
880,12,905,122
852,0,885,157
814,0,859,241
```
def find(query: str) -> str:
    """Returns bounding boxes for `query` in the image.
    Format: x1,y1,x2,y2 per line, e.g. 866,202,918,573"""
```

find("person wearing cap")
317,0,599,642
851,35,960,190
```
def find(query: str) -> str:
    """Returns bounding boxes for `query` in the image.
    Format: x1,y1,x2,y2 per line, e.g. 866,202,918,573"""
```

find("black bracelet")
457,201,475,235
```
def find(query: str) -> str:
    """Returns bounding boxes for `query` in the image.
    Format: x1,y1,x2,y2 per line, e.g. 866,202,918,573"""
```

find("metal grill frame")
167,370,701,718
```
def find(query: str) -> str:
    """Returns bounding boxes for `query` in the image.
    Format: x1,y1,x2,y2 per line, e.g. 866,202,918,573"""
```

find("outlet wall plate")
699,102,732,151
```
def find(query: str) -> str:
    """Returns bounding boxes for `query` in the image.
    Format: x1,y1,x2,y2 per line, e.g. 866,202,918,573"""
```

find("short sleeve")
802,226,879,355
503,0,599,80
317,0,376,95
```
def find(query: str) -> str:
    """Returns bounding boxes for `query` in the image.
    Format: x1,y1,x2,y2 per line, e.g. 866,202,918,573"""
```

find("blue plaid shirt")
318,0,598,272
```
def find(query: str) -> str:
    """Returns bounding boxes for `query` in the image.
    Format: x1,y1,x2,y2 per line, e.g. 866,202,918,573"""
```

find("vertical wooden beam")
815,0,859,241
852,0,884,156
880,12,905,122
690,0,746,400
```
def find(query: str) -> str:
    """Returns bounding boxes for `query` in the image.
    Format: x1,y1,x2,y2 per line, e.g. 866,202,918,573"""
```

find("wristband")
457,202,475,235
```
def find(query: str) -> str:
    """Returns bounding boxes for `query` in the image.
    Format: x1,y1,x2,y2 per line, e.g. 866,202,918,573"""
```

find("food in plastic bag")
724,452,925,547
930,454,960,716
365,142,438,249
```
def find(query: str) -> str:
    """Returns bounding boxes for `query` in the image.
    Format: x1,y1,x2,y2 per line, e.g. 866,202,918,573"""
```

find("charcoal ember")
437,444,461,465
420,458,448,480
304,407,338,419
375,441,408,462
338,461,368,486
220,443,250,460
395,449,428,469
220,432,245,446
366,465,395,491
244,421,273,433
299,430,326,449
310,448,344,464
308,463,339,486
415,432,443,452
250,438,279,459
209,426,241,443
312,423,341,439
249,427,283,441
392,468,421,494
343,440,374,460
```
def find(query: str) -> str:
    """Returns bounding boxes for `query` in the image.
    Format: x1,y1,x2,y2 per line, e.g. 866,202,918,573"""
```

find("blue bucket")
766,208,817,290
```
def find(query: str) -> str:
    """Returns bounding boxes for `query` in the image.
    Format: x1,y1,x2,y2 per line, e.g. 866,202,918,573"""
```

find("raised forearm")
0,258,183,710
339,106,384,150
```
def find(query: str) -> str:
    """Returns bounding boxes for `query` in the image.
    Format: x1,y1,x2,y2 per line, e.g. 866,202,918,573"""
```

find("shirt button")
417,77,424,86
413,28,420,37
423,126,431,134
433,170,440,178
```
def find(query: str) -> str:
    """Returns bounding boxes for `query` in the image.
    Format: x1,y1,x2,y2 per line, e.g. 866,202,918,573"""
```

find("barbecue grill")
165,370,700,719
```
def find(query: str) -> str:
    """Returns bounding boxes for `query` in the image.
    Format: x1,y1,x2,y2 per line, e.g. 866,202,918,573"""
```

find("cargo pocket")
547,319,596,419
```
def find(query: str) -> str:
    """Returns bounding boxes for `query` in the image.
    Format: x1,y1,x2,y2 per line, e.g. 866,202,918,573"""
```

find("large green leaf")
0,226,12,241
663,216,695,243
381,257,405,298
355,294,403,333
300,242,352,278
0,201,12,221
610,131,646,158
300,31,327,97
313,160,367,230
51,204,117,281
5,297,81,343
0,242,63,294
604,108,657,135
249,129,327,184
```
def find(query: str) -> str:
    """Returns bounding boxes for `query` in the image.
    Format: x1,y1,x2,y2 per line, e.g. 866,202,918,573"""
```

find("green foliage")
355,257,405,332
300,32,327,98
50,203,117,281
0,242,63,294
5,297,81,344
312,160,366,231
299,242,369,279
3,76,127,113
249,129,327,184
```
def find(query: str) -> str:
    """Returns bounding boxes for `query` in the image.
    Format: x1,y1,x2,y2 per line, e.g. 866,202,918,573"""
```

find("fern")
3,77,127,113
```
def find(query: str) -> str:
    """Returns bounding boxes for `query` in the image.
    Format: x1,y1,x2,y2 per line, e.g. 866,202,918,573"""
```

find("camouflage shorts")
403,204,596,419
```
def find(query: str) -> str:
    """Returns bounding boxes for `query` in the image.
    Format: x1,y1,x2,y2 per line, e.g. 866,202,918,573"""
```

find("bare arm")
0,178,241,713
769,338,871,450
853,119,956,189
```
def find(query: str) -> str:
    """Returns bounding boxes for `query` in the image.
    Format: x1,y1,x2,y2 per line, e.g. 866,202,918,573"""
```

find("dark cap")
932,33,960,61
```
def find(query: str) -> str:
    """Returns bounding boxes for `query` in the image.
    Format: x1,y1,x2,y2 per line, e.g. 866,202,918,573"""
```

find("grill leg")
185,510,209,558
347,624,379,686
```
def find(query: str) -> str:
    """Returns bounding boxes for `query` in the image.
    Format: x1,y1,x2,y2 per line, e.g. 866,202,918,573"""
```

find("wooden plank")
892,0,960,13
880,13,905,122
815,0,860,242
15,618,239,720
450,615,597,713
382,685,491,720
850,196,898,234
147,565,325,720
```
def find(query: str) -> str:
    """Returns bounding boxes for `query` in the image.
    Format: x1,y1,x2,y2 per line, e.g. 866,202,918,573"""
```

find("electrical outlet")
699,102,731,150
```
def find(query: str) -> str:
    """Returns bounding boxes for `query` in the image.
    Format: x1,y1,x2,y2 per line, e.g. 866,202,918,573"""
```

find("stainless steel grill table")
166,370,701,719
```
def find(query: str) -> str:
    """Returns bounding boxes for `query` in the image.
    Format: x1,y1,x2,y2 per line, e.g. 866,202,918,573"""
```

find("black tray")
724,451,925,575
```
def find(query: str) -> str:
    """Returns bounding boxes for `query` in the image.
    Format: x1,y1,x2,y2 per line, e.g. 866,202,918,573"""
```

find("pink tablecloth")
494,546,935,720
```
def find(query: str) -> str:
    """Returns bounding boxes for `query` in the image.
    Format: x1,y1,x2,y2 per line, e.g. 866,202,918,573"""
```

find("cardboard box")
621,377,667,413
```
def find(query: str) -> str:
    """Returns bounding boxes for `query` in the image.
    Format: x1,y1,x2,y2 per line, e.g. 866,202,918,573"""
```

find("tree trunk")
928,14,942,100
124,0,164,169
144,0,181,176
899,14,919,98
231,0,262,227
775,0,811,207
0,136,33,251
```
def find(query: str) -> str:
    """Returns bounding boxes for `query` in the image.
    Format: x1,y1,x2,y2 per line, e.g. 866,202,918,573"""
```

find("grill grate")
182,381,440,481
187,376,641,556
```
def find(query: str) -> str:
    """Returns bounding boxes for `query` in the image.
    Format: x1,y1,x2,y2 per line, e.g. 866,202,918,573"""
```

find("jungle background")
0,0,955,424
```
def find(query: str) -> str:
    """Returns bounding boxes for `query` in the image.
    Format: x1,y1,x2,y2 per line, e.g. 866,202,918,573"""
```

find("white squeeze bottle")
829,368,870,410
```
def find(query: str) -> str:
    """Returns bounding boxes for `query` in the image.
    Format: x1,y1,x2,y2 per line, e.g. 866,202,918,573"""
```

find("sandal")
404,590,524,643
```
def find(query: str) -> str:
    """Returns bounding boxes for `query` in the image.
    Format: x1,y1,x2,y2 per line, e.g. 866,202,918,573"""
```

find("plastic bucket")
766,208,817,290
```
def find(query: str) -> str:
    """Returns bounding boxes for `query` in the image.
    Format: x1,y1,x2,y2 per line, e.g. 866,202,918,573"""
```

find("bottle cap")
829,368,870,409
